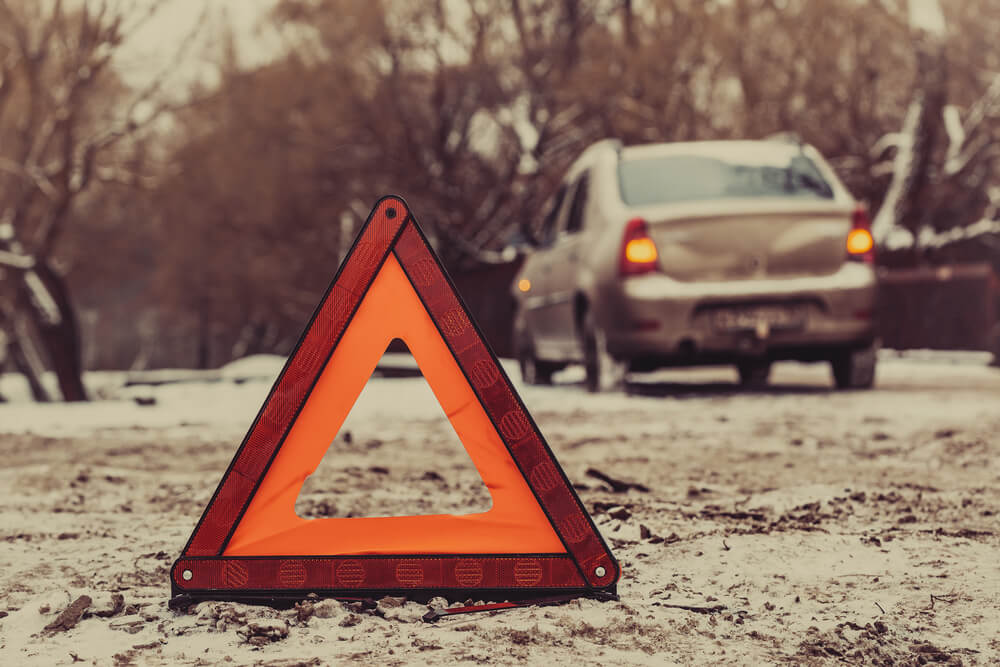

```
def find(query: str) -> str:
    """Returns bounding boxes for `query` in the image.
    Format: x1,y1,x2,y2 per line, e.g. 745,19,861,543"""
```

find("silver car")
512,139,878,391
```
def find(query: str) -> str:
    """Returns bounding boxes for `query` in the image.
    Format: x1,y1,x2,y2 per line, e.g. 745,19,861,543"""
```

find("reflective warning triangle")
171,197,619,602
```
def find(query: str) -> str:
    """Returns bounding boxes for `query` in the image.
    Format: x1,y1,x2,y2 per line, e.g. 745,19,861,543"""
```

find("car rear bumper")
599,263,877,364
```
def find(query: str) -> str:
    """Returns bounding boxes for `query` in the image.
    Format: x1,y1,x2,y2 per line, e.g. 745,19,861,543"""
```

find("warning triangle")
171,197,619,602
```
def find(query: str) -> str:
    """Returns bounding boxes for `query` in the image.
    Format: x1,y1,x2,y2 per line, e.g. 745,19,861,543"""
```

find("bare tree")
870,0,949,247
870,0,1000,251
0,0,185,400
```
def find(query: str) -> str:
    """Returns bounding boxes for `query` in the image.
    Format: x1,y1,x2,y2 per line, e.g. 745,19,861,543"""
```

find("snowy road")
0,355,998,664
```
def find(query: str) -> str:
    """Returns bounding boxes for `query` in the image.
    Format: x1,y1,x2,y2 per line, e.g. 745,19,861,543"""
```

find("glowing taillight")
625,238,658,264
847,228,874,255
848,205,875,264
620,218,659,276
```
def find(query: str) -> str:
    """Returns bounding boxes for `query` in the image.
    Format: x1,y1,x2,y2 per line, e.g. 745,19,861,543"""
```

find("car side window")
563,172,590,235
538,185,567,246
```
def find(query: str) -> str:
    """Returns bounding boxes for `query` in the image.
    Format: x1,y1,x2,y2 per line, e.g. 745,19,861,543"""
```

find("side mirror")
516,223,542,249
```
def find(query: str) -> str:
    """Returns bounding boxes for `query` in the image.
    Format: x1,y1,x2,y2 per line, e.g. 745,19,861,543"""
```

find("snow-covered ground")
0,351,992,437
1,354,998,664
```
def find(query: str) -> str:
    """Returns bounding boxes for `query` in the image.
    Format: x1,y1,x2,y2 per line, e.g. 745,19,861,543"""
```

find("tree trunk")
902,43,948,234
0,327,7,403
622,0,635,48
197,303,212,369
871,8,948,249
7,320,51,402
21,263,88,401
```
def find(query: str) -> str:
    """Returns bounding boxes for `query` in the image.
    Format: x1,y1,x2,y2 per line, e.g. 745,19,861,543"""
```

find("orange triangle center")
225,255,564,555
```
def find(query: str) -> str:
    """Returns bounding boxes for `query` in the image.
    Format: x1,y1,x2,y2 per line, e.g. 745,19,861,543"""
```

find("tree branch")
0,157,59,200
0,248,34,270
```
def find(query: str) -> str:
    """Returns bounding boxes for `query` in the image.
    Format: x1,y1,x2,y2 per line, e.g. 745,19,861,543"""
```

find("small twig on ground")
90,593,125,618
659,603,728,614
930,593,958,610
722,539,730,551
701,510,767,522
874,601,886,614
585,468,650,493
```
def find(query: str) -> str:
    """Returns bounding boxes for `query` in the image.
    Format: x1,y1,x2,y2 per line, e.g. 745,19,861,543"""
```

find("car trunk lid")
642,198,854,282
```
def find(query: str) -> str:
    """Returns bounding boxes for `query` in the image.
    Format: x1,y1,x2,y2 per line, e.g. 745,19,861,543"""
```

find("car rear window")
618,153,834,206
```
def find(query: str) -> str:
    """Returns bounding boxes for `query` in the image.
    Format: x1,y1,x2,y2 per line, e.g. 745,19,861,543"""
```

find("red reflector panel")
173,555,587,592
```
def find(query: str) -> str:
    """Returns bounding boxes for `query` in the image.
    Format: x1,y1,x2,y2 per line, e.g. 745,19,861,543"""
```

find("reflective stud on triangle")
171,196,619,602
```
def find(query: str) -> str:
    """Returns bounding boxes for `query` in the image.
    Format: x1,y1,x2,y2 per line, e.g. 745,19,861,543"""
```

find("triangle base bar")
171,555,592,601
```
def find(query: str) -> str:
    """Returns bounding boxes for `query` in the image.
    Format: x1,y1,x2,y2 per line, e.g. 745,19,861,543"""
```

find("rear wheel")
990,324,1000,367
514,308,557,386
737,360,771,389
831,342,877,389
518,346,558,385
582,310,625,393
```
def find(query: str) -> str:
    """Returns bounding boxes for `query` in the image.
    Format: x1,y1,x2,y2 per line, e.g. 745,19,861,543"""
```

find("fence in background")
64,256,1000,371
877,263,999,353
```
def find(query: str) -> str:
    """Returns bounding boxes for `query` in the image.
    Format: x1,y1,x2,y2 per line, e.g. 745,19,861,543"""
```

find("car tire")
831,342,877,390
737,360,771,389
990,323,1000,368
518,345,557,386
514,314,559,386
582,310,624,393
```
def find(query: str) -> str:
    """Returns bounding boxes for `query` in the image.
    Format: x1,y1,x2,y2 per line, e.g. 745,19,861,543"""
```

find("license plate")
711,304,807,332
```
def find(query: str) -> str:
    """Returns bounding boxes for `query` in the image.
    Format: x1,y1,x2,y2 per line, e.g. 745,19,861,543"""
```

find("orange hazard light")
625,238,658,264
620,218,658,276
846,228,874,256
171,197,619,603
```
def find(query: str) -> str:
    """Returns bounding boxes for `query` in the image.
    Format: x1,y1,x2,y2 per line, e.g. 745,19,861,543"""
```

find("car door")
518,185,568,355
540,171,591,357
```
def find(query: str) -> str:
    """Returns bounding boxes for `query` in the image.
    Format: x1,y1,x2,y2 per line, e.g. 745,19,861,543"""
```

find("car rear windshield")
618,153,834,206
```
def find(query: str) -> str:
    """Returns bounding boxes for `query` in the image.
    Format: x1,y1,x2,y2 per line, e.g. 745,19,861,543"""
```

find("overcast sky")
116,0,281,91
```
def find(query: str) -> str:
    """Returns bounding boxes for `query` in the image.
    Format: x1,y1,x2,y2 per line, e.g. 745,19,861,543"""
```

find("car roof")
619,140,813,167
